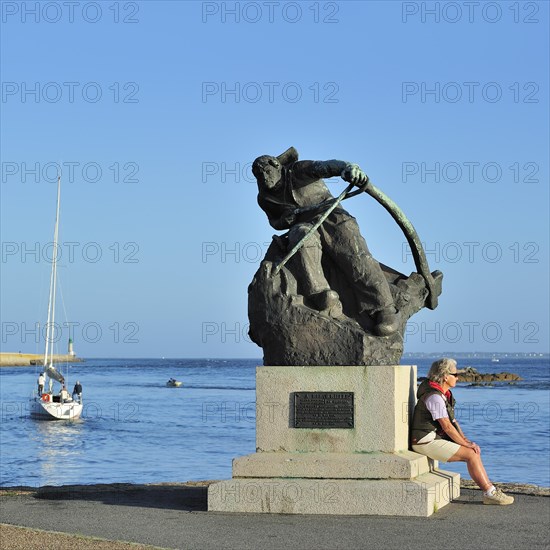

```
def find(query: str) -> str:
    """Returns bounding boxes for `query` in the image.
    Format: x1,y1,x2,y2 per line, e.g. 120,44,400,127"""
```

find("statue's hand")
341,163,369,187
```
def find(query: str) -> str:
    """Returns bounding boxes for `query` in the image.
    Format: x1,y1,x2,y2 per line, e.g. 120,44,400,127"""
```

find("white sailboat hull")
30,396,83,421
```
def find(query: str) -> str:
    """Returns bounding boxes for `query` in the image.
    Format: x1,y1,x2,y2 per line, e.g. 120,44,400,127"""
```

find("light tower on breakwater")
68,338,75,357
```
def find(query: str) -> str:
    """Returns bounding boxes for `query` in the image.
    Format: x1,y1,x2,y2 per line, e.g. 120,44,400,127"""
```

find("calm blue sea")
0,357,548,488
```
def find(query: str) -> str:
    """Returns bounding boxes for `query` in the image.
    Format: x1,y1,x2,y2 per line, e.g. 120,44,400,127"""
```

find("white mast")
43,176,61,376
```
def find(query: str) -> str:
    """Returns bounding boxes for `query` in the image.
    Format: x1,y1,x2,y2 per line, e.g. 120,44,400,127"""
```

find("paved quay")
1,483,549,550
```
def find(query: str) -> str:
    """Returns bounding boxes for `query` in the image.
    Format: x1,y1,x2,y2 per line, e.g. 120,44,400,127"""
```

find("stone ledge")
233,451,431,480
208,470,460,516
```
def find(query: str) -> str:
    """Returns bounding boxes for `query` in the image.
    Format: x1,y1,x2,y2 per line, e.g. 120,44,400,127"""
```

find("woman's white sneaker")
483,488,514,505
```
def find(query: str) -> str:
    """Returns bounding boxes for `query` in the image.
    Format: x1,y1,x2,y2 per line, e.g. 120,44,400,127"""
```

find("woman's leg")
448,446,491,491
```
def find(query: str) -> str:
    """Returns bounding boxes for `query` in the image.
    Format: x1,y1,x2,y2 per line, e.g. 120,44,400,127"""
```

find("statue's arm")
293,160,369,187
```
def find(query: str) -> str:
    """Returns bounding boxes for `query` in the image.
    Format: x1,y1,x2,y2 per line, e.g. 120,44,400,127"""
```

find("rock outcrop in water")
457,366,522,384
418,366,522,385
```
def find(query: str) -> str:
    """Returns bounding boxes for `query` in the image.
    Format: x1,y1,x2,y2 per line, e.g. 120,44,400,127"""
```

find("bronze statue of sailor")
249,146,442,366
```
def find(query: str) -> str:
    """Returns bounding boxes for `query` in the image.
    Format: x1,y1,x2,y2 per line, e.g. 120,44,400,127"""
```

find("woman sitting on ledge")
411,357,514,505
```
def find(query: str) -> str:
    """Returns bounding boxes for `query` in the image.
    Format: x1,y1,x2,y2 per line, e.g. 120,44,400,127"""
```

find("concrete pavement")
1,483,548,550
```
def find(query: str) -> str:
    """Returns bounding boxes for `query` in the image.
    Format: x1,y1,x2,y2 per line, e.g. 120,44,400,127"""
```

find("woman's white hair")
428,358,457,385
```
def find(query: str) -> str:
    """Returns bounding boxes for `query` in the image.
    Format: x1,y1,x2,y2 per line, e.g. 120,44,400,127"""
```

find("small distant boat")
491,357,500,363
167,378,183,387
29,176,83,421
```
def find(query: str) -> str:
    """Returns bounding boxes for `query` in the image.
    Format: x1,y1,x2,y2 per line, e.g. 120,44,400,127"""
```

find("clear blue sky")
1,1,548,358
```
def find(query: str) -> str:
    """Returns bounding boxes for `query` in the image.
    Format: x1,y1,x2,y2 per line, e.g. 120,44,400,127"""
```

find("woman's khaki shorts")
412,439,461,463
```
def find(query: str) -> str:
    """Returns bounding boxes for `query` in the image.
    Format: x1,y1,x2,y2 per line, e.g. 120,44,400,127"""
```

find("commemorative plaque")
293,391,354,429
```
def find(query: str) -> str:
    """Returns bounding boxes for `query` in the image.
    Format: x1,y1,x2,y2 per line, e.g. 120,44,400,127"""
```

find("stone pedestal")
208,366,460,516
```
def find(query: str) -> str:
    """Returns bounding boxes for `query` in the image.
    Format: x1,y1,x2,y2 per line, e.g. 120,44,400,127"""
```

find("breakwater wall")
0,353,83,367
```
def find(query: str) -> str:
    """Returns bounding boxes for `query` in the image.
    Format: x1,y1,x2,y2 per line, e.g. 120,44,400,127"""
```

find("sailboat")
29,176,83,421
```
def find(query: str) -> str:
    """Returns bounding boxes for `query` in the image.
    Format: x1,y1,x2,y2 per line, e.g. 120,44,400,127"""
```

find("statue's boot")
374,307,401,336
309,289,341,311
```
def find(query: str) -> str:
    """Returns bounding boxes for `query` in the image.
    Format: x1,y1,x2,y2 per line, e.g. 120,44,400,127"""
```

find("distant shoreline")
0,353,83,367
